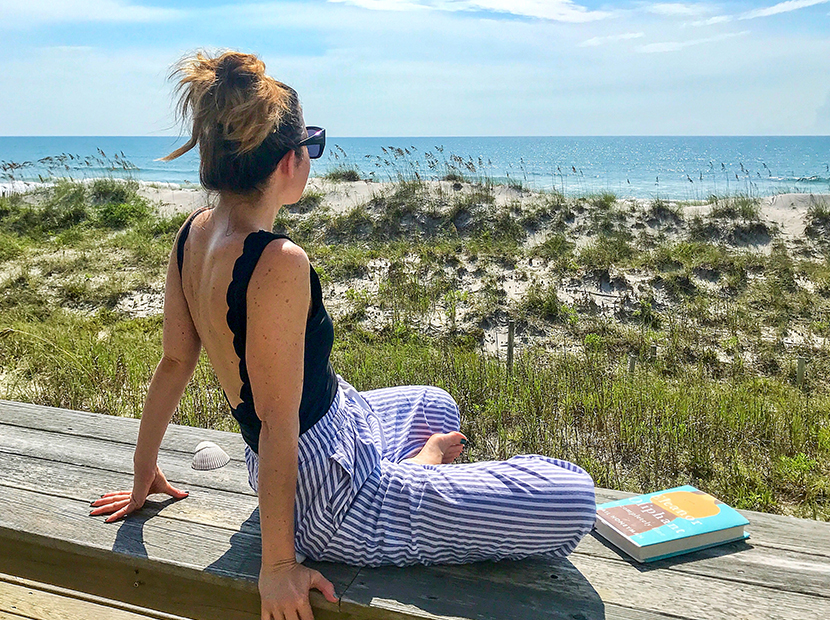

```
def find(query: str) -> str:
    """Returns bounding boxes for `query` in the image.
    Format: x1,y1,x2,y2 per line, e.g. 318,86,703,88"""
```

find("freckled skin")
92,58,344,619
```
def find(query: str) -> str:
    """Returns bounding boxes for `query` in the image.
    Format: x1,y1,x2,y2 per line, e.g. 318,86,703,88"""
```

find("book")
594,485,750,563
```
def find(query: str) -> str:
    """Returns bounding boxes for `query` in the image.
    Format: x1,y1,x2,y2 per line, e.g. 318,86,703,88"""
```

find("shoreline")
2,135,828,200
3,175,829,213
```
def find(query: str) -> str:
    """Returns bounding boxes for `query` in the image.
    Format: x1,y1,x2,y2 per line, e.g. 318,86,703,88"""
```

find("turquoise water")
1,136,828,200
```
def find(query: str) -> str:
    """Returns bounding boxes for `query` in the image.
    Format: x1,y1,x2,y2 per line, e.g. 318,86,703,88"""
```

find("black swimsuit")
177,207,338,454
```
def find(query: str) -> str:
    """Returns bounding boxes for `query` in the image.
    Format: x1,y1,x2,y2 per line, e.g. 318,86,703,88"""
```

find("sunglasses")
299,126,326,159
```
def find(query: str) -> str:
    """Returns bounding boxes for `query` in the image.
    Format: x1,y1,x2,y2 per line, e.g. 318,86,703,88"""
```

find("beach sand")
131,180,830,357
138,180,827,241
138,178,542,217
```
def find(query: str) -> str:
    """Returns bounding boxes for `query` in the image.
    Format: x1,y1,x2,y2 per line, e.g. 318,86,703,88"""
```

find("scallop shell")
192,441,230,470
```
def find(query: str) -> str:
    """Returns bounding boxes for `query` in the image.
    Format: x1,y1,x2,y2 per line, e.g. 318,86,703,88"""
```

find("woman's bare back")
175,208,309,410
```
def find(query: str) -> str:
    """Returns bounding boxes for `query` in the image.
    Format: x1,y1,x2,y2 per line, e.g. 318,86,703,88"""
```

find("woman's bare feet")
402,432,467,465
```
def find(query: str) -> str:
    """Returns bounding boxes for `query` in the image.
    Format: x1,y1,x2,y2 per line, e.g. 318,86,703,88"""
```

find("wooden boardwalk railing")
1,399,828,620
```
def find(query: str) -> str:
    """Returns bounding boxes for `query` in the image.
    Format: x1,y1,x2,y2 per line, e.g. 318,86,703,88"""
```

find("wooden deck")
0,572,193,620
0,399,828,620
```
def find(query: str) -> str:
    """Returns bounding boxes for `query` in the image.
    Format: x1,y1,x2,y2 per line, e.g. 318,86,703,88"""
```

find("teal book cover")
596,485,750,549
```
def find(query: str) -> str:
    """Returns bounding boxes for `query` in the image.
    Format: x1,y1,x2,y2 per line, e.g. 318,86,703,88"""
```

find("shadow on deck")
1,399,828,620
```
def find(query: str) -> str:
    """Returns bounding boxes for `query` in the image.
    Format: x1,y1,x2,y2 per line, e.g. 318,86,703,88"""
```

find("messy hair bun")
161,50,304,194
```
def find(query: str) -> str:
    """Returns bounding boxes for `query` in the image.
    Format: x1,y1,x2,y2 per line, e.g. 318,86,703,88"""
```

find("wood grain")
3,399,830,620
0,573,188,620
0,536,346,620
0,400,247,462
0,421,252,497
0,451,259,535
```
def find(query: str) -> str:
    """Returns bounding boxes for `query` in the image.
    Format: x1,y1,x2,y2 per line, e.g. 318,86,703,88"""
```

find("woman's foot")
403,432,467,465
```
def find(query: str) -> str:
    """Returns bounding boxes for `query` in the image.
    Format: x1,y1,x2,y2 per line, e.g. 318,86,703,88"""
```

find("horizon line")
2,134,830,139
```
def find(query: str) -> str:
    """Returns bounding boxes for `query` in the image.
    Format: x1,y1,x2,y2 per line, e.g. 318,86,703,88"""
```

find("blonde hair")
161,50,304,194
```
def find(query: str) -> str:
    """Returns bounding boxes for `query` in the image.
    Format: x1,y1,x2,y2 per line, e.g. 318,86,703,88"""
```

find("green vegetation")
442,172,467,183
708,194,762,221
805,200,830,241
323,166,361,182
1,176,828,521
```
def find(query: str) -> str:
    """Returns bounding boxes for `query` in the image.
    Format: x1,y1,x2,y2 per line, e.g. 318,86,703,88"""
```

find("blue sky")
0,0,828,136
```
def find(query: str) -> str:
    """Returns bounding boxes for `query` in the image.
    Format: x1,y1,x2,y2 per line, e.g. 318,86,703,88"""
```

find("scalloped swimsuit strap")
225,231,294,408
175,206,212,278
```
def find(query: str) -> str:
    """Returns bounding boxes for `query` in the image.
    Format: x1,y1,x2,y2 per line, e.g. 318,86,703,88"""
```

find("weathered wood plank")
8,447,830,620
341,560,692,620
0,530,262,620
0,422,254,497
0,484,260,581
0,485,359,605
575,532,830,598
4,399,830,620
569,552,830,620
344,555,830,620
347,548,830,620
0,535,353,620
0,400,247,462
4,418,830,601
0,451,259,535
428,532,830,600
0,573,188,620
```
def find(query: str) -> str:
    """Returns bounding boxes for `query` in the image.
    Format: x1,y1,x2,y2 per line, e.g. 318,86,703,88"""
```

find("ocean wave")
0,180,48,194
770,176,830,183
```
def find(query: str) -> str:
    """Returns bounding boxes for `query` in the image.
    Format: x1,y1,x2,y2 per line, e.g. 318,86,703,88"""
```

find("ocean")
1,136,828,200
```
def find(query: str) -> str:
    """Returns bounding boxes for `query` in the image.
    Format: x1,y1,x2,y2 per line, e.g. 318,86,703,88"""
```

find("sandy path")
138,178,548,218
761,193,826,239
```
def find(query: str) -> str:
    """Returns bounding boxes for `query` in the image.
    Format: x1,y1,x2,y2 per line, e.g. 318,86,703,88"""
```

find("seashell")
192,441,230,470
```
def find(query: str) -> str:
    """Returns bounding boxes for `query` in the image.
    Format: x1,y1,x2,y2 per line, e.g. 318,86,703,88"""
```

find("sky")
0,0,828,136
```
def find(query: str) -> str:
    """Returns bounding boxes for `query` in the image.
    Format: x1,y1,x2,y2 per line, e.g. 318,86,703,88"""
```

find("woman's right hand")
259,562,338,620
89,465,189,523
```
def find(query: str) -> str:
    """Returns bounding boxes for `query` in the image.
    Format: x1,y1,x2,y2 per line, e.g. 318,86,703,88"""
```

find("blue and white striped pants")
244,378,596,567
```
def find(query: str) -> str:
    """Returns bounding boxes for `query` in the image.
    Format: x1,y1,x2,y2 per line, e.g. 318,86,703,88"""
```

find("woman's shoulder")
175,206,214,275
245,235,312,325
178,205,213,235
251,233,310,286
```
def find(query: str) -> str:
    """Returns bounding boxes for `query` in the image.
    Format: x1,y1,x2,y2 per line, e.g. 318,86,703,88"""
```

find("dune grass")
0,177,828,521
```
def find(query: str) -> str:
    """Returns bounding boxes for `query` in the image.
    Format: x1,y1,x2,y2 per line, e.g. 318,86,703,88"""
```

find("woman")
91,51,596,620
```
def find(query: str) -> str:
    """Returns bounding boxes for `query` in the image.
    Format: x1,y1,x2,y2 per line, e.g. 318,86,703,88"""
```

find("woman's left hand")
259,562,338,620
90,465,188,523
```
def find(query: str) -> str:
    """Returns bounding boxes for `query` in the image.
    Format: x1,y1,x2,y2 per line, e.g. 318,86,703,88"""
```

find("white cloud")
0,0,182,26
3,0,830,135
580,32,645,47
638,30,749,52
739,0,829,20
329,0,612,22
459,0,612,22
327,0,426,10
692,0,829,25
644,3,710,17
692,15,733,25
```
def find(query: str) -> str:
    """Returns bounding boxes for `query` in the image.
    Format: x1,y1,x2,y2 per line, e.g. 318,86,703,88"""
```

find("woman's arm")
245,239,336,619
247,240,306,565
133,239,202,475
91,231,199,521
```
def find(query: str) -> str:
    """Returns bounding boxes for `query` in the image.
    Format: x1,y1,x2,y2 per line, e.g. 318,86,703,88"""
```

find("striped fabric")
245,377,596,567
